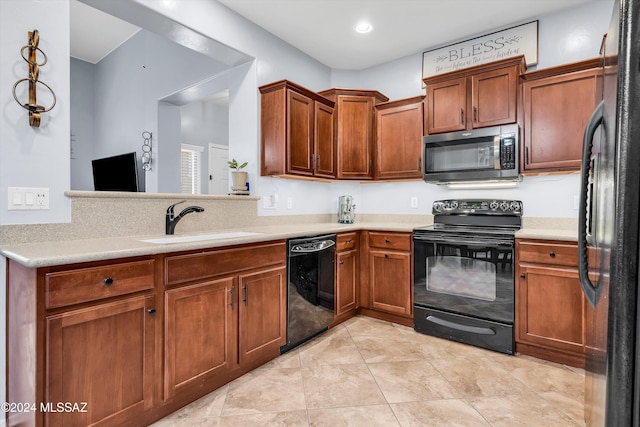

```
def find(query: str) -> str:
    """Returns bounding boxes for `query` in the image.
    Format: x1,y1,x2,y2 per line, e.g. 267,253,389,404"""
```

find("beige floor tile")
344,315,400,337
217,410,309,426
222,368,306,416
468,393,583,427
538,390,586,424
428,356,531,397
509,361,585,399
259,348,302,370
302,364,386,408
308,405,400,427
298,326,365,366
390,399,491,426
162,385,228,420
368,360,461,403
352,333,424,363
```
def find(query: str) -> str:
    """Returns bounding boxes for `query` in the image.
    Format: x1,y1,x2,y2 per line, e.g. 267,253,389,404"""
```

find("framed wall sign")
422,21,538,79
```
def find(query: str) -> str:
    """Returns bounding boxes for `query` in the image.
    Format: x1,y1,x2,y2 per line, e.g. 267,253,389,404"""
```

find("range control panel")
432,199,523,216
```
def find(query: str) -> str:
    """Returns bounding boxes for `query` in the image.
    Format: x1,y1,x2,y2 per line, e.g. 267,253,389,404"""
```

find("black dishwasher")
281,234,336,353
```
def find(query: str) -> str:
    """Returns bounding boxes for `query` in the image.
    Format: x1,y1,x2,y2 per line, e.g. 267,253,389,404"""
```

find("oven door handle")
414,236,513,247
426,315,496,335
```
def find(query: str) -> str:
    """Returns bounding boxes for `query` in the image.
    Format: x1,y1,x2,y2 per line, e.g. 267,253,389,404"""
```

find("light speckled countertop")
0,222,424,268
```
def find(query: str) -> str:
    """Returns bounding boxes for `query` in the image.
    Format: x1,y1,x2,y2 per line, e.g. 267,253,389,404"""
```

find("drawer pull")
549,252,556,258
385,239,390,243
384,253,389,258
346,239,352,243
103,277,114,286
520,274,526,279
230,286,235,310
147,309,156,316
339,260,345,265
243,284,249,306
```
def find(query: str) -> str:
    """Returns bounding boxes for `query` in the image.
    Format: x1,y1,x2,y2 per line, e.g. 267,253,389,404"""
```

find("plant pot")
231,171,248,191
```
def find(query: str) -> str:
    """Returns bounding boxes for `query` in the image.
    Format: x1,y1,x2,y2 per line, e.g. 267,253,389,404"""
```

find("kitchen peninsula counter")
0,221,428,268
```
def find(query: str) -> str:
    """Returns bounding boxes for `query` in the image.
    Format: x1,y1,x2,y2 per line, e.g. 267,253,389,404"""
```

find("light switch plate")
8,187,49,210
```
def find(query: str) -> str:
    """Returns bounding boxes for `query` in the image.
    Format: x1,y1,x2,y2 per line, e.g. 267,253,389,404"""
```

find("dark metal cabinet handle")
311,154,315,170
345,239,352,243
384,253,389,258
473,106,477,122
460,108,464,125
385,239,390,243
339,260,345,265
520,273,526,279
243,284,248,306
549,252,556,258
230,286,235,310
418,156,422,170
525,147,529,164
103,277,114,286
317,155,321,170
147,309,156,315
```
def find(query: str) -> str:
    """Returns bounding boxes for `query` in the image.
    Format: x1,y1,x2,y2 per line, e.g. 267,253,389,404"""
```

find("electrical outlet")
287,197,293,209
411,197,418,209
262,194,277,209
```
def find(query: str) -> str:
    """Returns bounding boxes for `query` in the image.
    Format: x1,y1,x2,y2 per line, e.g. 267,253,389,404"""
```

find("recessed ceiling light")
355,22,373,34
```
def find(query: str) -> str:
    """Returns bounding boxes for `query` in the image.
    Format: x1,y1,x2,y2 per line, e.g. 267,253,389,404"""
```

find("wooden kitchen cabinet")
375,96,425,180
319,88,388,180
515,239,586,368
164,241,287,397
7,256,159,427
334,232,359,323
260,80,335,178
424,56,525,134
359,231,413,325
164,277,235,399
521,58,600,172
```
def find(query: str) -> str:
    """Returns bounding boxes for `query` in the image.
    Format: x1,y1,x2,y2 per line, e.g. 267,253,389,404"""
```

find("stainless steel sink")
140,231,263,244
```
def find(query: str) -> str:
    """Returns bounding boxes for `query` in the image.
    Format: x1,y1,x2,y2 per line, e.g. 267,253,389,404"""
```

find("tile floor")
152,315,585,426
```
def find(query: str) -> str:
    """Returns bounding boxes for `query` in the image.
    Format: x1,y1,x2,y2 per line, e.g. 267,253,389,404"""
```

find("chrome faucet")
165,200,205,235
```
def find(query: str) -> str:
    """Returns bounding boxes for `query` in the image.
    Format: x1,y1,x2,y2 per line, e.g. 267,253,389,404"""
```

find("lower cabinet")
164,277,236,399
359,231,413,325
515,239,586,368
335,232,359,323
46,294,156,427
6,242,287,427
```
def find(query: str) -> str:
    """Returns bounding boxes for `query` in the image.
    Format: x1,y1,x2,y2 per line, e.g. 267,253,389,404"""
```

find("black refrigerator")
579,0,640,426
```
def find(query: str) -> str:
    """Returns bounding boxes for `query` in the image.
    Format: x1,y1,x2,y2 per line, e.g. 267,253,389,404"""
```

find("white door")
208,143,229,194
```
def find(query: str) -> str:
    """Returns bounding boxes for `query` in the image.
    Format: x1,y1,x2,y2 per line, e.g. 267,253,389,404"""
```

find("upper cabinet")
521,58,601,173
375,96,425,180
260,80,335,178
319,89,388,180
424,56,525,134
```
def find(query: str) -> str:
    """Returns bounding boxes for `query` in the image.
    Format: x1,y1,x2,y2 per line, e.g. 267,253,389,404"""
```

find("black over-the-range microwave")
422,124,520,183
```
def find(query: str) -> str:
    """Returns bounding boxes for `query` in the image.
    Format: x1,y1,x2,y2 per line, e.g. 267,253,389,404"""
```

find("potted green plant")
228,158,249,191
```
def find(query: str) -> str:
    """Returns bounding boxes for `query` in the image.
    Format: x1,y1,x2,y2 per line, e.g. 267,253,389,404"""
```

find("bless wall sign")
422,21,538,79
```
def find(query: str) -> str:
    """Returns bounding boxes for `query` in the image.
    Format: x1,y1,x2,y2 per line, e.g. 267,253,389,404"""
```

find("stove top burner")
414,199,523,237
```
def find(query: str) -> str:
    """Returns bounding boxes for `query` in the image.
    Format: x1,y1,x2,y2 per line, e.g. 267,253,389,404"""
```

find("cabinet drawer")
368,232,411,251
165,241,286,286
517,240,577,267
45,259,155,309
336,232,358,252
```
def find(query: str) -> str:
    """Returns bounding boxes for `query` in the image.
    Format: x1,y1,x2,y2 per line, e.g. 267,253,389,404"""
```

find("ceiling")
72,0,599,69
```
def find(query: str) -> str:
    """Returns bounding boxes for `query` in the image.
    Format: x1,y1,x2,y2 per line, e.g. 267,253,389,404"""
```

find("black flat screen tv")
92,152,140,192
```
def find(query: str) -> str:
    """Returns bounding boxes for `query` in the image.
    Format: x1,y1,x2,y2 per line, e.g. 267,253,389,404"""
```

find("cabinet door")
45,295,155,426
164,277,235,399
336,249,357,316
522,69,598,171
287,89,314,176
471,66,518,128
425,77,467,134
336,96,374,179
238,266,287,366
369,250,412,316
314,101,335,178
376,102,423,179
516,265,585,354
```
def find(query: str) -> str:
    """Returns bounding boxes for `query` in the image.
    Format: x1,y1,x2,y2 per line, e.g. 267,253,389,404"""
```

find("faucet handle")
167,200,186,215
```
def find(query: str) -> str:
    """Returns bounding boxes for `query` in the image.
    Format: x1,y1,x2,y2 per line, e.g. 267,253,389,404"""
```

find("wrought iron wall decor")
141,131,152,170
12,29,56,127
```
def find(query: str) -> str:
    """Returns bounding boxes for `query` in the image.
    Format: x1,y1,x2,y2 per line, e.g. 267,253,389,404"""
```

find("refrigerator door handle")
578,100,605,308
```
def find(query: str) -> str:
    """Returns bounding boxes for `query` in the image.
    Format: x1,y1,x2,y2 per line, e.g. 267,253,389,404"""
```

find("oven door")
413,232,514,324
